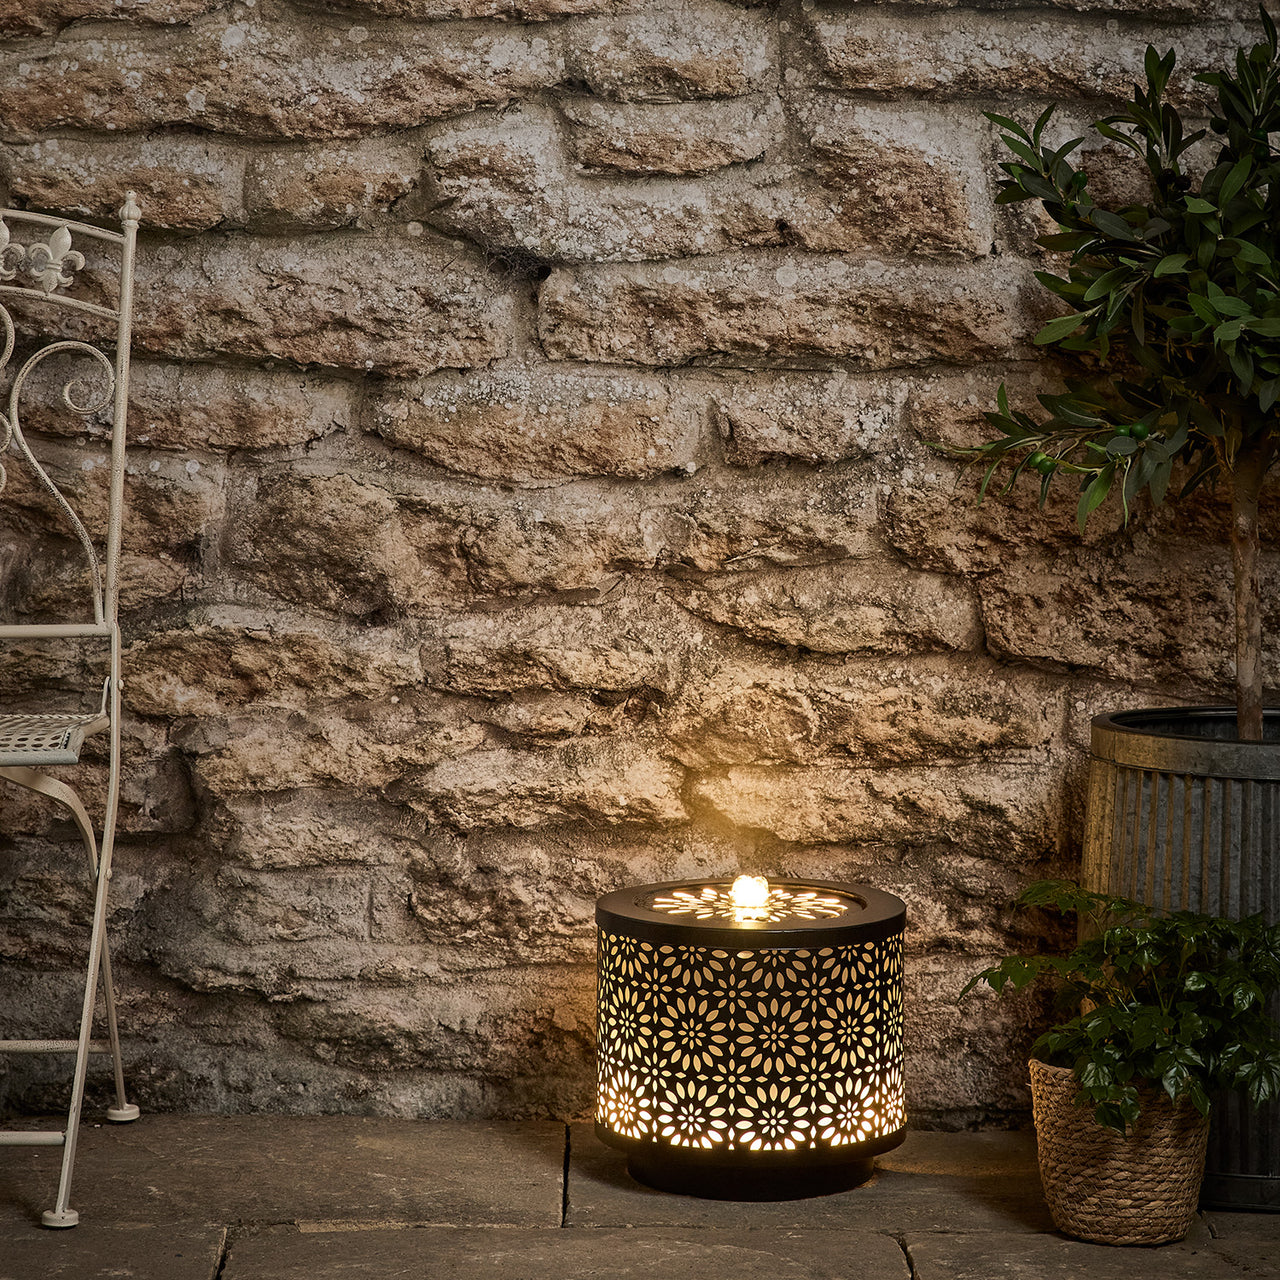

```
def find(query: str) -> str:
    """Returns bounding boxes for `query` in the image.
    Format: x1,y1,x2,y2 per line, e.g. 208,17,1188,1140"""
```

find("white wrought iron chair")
0,194,142,1228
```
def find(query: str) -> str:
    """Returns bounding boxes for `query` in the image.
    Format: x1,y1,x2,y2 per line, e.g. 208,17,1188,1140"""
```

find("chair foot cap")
107,1104,140,1123
41,1209,79,1229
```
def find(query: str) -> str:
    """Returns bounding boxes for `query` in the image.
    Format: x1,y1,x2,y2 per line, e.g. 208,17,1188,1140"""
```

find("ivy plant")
944,11,1280,740
963,880,1280,1133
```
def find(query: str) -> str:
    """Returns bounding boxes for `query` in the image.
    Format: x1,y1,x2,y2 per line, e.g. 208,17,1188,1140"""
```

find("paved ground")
0,1118,1277,1278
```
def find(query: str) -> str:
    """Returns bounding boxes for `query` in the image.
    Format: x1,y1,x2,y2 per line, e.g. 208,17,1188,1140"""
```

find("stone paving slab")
0,1223,225,1280
567,1125,1055,1233
0,1117,565,1230
0,1120,1270,1280
221,1226,912,1280
1205,1211,1280,1242
1203,1212,1280,1278
907,1229,1280,1280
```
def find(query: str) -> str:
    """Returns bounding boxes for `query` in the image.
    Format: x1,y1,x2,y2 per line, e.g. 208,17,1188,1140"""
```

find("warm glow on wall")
596,878,906,1199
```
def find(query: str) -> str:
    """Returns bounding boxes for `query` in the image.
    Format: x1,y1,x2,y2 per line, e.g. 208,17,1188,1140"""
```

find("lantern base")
622,1149,877,1201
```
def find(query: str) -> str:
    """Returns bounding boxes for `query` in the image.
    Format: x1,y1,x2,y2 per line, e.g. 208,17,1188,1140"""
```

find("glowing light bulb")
730,874,770,922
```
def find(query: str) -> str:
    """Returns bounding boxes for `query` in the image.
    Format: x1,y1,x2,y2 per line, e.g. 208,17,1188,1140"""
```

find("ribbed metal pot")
1081,707,1280,1212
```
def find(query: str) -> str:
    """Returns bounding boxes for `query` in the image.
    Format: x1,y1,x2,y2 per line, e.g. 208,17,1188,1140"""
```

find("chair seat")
0,713,109,767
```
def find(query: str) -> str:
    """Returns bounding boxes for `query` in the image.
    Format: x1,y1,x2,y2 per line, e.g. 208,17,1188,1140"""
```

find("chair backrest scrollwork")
0,194,140,629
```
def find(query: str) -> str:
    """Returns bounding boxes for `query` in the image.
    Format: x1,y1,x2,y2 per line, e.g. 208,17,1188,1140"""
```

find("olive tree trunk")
1230,442,1271,742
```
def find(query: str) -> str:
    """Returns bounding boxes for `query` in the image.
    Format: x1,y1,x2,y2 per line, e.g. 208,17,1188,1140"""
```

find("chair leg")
98,934,139,1124
42,819,118,1228
0,765,139,1228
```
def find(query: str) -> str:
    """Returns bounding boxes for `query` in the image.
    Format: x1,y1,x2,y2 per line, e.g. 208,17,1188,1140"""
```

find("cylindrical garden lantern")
596,876,907,1199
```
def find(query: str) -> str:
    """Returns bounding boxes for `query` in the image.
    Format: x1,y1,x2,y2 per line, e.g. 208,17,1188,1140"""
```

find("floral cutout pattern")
598,932,904,1153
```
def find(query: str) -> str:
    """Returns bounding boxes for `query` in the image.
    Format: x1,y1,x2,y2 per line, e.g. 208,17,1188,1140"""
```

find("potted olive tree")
966,881,1280,1244
949,13,1280,1208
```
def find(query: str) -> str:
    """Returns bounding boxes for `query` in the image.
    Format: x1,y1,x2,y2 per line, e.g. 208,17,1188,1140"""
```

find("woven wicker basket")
1029,1059,1210,1245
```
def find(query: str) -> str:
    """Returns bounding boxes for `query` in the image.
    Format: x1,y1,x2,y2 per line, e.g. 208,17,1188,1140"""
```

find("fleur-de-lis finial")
27,225,85,293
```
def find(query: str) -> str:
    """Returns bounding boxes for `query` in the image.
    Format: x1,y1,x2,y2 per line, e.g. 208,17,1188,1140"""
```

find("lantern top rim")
596,877,905,948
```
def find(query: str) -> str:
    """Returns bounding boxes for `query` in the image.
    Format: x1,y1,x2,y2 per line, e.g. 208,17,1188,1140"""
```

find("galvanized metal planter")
1082,707,1280,1212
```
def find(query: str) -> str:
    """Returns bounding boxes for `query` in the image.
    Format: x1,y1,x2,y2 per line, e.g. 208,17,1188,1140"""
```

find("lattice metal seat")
0,195,142,1229
0,712,108,767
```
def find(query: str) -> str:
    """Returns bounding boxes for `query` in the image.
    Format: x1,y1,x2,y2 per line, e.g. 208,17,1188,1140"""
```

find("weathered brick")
707,370,906,465
127,361,356,453
268,974,596,1092
428,101,986,263
692,761,1062,853
17,355,352,457
425,104,783,262
668,467,879,570
367,366,699,480
125,614,424,718
801,9,1250,102
0,0,221,38
293,0,630,19
0,17,563,141
208,792,430,871
429,484,664,595
664,653,1066,767
561,94,778,174
228,470,451,617
177,700,488,795
538,257,1031,366
976,539,1280,690
674,560,984,655
816,0,1245,14
135,231,510,375
190,867,374,946
0,135,243,232
243,138,421,230
425,588,679,696
412,468,875,597
406,739,688,831
790,97,993,256
562,5,774,100
881,365,1117,577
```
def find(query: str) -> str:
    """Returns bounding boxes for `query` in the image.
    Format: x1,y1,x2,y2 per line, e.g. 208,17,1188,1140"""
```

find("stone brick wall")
0,0,1272,1125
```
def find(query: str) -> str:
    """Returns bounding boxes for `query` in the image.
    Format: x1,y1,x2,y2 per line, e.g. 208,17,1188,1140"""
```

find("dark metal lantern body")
595,879,907,1199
